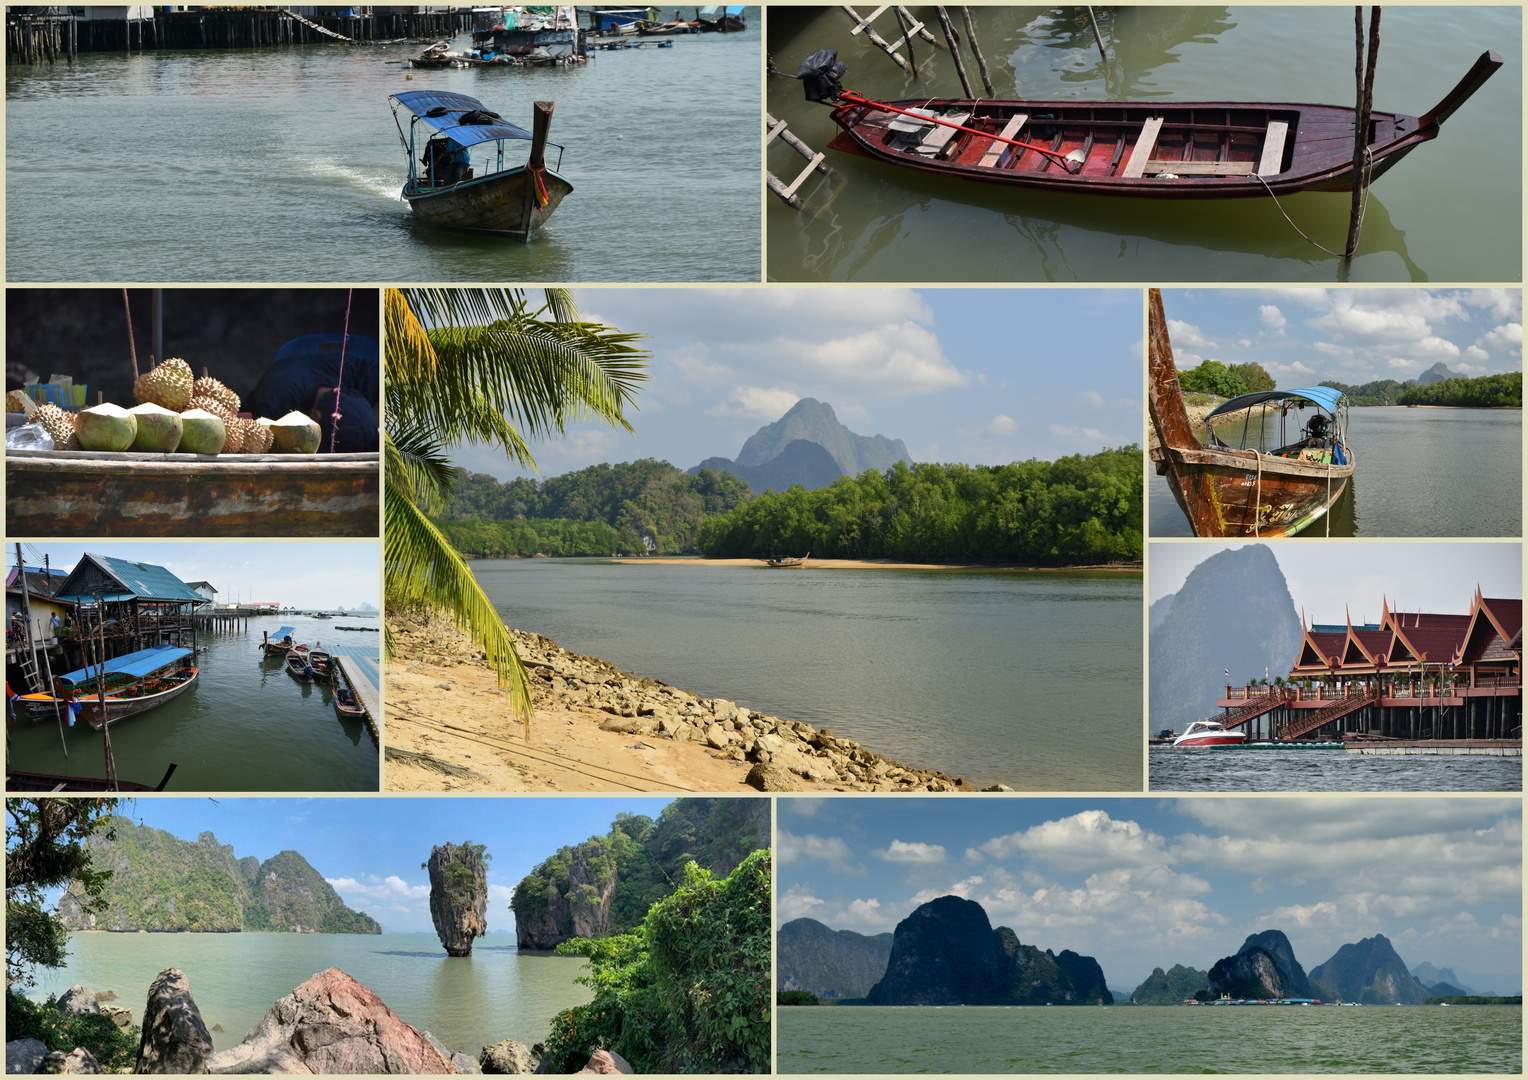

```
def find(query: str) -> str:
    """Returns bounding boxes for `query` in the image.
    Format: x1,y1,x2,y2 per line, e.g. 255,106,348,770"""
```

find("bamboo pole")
894,6,918,77
1346,6,1381,258
961,8,993,96
94,593,117,790
1086,6,1108,75
934,8,973,98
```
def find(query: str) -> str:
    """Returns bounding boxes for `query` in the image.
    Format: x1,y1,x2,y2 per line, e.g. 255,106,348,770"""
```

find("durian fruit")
6,389,37,416
187,395,236,424
193,375,240,416
133,357,194,412
220,416,254,454
35,403,80,450
243,418,275,454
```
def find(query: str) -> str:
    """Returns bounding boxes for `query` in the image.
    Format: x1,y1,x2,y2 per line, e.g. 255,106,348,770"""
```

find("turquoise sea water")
776,1004,1523,1073
33,931,590,1057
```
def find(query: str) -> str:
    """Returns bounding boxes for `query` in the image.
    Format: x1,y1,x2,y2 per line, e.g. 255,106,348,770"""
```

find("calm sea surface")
1149,745,1521,792
1149,407,1523,537
32,932,590,1057
775,1004,1523,1073
5,616,377,790
6,16,758,283
767,6,1521,283
474,559,1143,790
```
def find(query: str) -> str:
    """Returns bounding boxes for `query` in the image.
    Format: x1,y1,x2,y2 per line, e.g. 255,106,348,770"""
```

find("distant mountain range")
58,816,379,934
690,398,913,495
1415,362,1457,386
777,918,894,1000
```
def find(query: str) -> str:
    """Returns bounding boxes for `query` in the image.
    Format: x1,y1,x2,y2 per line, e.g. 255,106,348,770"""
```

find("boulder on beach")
44,1048,102,1074
56,985,101,1017
480,1037,540,1074
205,967,455,1074
7,1039,48,1075
744,762,800,792
135,968,214,1074
576,1049,634,1074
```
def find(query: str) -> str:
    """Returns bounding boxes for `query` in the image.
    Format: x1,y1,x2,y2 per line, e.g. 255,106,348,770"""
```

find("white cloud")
1168,320,1215,348
779,884,826,921
877,839,947,864
1049,424,1107,442
981,810,1169,872
777,830,863,875
988,414,1017,436
1480,322,1523,355
841,898,890,928
706,386,800,420
1259,305,1287,331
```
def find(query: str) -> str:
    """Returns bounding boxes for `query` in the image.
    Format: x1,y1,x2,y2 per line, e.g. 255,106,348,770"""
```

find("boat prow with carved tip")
389,89,573,240
1148,291,1356,538
790,48,1502,199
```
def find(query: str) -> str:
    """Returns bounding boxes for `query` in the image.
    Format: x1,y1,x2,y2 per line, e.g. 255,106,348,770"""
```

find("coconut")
177,408,226,456
74,402,139,452
267,411,321,454
129,402,184,453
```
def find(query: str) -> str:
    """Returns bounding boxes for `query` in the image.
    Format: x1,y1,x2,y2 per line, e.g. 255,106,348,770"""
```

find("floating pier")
333,651,381,740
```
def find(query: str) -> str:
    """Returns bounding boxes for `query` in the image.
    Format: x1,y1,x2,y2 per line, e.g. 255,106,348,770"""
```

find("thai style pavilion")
1214,589,1521,744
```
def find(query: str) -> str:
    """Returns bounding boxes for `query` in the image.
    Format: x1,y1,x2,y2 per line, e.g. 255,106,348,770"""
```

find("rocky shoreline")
388,612,990,793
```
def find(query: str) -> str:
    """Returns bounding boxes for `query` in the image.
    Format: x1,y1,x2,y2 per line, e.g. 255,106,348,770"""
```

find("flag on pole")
1224,667,1230,679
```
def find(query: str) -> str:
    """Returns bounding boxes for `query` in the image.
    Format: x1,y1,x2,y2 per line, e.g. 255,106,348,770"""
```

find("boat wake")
302,161,401,202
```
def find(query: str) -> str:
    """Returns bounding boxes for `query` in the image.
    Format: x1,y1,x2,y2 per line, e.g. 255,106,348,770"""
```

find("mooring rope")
1250,145,1374,258
329,288,352,454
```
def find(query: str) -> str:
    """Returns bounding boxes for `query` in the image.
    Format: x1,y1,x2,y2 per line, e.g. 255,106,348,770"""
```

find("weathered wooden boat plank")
6,451,379,536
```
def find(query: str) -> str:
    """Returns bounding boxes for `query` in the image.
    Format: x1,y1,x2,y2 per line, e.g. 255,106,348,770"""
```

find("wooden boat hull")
404,166,573,240
828,97,1432,199
7,761,176,792
80,669,198,731
1150,444,1353,537
5,451,378,537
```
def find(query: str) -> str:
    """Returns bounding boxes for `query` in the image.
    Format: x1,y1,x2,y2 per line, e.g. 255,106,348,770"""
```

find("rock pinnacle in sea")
427,842,489,957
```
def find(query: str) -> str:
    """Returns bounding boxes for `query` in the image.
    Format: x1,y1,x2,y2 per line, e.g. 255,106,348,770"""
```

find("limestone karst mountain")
427,842,489,957
777,918,894,1000
691,398,912,494
1310,934,1432,1004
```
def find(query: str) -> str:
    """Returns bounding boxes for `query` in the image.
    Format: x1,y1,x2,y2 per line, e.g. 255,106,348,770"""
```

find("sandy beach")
384,612,974,793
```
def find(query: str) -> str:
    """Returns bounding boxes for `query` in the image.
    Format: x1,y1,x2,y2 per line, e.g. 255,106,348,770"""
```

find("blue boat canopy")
391,90,534,150
58,646,191,687
270,626,296,641
1206,385,1346,420
699,5,745,14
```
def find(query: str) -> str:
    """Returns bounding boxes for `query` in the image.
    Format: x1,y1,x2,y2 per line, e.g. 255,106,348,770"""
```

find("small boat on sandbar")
786,48,1501,199
1149,290,1354,537
765,552,809,568
1173,720,1247,747
287,652,321,683
389,90,573,241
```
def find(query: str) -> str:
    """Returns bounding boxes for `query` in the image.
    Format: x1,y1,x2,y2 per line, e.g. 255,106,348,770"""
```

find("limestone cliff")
1310,935,1431,1004
777,918,894,1000
1208,947,1291,999
428,842,489,957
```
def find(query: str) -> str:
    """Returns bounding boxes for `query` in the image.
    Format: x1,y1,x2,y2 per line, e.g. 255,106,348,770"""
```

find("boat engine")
1304,413,1331,443
795,49,848,102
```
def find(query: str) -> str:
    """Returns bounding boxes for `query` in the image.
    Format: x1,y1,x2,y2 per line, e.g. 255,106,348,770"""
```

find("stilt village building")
1216,589,1521,744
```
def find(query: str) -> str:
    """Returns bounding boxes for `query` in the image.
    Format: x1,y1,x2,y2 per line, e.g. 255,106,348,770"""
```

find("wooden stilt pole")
1345,6,1381,258
961,8,993,96
934,8,972,98
894,6,918,77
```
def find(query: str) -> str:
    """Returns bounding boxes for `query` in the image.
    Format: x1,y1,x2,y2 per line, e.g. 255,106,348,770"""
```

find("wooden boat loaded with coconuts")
5,355,378,537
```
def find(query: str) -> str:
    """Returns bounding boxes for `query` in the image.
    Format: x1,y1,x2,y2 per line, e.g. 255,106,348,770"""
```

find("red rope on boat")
529,164,550,209
330,288,352,454
836,90,1081,170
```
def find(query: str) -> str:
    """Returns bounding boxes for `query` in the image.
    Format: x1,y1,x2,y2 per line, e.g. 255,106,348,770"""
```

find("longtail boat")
764,552,809,568
390,90,572,240
1148,289,1354,538
332,665,365,722
6,761,178,792
4,451,379,537
75,649,199,732
790,49,1501,198
11,645,196,726
259,626,298,656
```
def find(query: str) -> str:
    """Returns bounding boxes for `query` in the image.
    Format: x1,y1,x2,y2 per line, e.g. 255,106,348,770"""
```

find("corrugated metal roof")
58,554,205,603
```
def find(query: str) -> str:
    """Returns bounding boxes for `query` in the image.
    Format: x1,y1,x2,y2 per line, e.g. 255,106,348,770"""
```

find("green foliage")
6,800,120,988
1397,372,1522,407
1179,360,1248,398
542,850,772,1074
1320,378,1410,406
1229,362,1276,393
6,990,140,1071
777,990,819,1006
438,460,753,554
1426,995,1523,1005
696,451,1141,565
434,517,646,558
1131,964,1211,1004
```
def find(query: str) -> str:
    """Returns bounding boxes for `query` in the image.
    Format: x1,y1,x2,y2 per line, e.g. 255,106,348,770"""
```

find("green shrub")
542,850,772,1073
777,990,819,1006
5,990,140,1071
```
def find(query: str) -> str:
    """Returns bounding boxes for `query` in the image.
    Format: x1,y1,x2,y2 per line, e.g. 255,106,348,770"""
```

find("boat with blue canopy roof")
389,89,573,240
1149,290,1355,538
11,644,198,731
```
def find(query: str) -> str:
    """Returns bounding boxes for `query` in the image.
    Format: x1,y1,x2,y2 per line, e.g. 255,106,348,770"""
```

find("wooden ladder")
841,5,936,73
766,112,831,209
15,647,43,694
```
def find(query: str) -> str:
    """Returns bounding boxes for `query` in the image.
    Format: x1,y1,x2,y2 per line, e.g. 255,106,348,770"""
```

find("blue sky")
11,542,378,612
108,797,676,935
1148,541,1522,615
1161,289,1522,387
449,288,1143,481
779,798,1522,992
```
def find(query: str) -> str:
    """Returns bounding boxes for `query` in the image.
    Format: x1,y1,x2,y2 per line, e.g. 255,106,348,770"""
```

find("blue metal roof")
392,90,534,150
1206,385,1346,420
58,646,191,686
56,554,205,605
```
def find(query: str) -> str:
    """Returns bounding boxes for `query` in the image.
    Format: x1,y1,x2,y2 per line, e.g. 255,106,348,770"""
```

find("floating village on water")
5,550,380,791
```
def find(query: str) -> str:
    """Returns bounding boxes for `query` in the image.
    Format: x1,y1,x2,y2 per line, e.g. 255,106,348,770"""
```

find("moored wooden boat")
11,645,196,725
696,5,744,32
6,761,178,792
77,667,199,732
260,626,298,656
287,652,320,682
5,451,379,537
796,49,1501,199
1148,290,1355,538
332,665,365,722
764,552,809,568
308,648,334,683
390,90,573,241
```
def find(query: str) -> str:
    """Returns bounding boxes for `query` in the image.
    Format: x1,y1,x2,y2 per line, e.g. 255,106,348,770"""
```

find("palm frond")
385,429,461,518
384,478,533,731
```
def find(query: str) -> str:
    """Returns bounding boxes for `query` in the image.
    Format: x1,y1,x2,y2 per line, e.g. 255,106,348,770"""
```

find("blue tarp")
1206,385,1345,419
699,5,745,14
269,626,296,641
392,90,535,150
58,646,191,687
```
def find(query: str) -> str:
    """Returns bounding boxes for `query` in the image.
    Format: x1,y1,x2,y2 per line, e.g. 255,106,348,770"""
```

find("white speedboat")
1173,720,1247,747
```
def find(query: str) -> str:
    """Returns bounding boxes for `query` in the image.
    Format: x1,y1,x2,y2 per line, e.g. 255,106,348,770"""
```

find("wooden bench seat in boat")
978,113,1028,168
